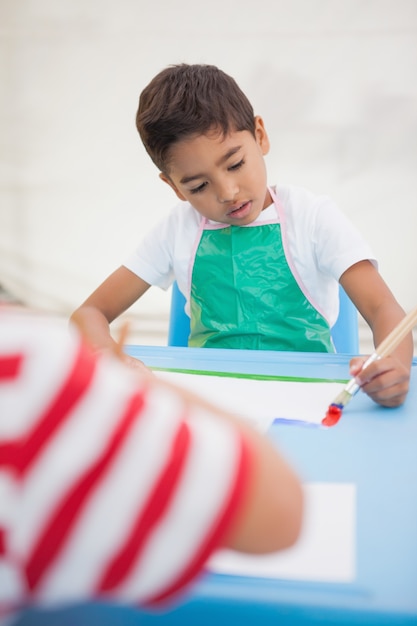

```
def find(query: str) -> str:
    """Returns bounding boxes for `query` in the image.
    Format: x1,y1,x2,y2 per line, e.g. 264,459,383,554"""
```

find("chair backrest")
168,282,359,353
331,285,359,353
167,281,190,347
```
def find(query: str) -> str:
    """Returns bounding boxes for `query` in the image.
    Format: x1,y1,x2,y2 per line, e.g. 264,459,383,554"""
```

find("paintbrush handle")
374,305,417,358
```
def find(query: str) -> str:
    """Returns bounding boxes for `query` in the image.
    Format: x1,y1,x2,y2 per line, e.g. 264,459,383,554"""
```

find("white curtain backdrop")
1,0,416,349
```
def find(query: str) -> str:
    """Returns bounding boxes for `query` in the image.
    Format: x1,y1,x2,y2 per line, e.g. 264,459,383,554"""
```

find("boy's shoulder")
274,183,339,224
274,183,333,210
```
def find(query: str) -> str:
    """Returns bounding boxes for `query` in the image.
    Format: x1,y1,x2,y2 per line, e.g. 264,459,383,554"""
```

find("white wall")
1,0,416,349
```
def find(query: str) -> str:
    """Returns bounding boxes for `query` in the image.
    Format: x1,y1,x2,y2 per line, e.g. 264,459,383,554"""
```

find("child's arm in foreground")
156,374,304,554
94,311,303,553
0,315,303,615
70,266,150,369
340,260,414,407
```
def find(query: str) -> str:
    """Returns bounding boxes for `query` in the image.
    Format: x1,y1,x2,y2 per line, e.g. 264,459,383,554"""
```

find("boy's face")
160,116,272,226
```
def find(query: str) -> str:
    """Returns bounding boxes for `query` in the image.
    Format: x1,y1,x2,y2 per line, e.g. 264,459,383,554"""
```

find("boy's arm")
70,266,151,370
340,260,413,407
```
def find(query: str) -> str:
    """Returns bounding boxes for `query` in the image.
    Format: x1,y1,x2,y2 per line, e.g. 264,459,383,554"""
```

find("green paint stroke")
151,366,348,384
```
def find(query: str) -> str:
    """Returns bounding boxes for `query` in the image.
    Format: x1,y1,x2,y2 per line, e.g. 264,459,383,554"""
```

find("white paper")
155,370,346,432
209,482,356,583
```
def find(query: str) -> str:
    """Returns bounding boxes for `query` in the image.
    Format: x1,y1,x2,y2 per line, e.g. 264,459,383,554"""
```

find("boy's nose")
216,181,239,204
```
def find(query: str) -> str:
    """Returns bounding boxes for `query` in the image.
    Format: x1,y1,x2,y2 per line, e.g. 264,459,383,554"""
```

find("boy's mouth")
227,201,251,219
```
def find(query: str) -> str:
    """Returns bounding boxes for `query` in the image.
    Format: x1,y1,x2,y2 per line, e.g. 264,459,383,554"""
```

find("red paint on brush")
322,404,343,427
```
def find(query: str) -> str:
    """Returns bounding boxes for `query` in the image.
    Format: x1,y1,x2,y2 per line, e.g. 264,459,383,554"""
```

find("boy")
0,307,302,618
71,64,413,408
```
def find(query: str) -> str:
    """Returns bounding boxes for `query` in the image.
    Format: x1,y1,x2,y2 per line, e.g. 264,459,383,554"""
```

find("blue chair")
168,281,191,348
332,285,359,353
168,282,359,353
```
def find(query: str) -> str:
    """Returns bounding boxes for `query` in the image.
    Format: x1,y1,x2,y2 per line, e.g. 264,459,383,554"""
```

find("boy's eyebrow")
179,145,242,184
180,173,205,184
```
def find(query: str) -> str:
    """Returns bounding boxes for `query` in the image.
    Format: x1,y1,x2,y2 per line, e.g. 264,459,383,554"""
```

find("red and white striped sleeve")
0,311,252,617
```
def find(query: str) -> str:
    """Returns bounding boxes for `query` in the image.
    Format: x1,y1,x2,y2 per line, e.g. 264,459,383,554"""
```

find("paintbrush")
322,305,417,427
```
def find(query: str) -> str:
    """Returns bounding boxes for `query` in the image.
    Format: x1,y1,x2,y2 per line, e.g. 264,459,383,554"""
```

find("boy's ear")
159,173,187,201
254,116,270,156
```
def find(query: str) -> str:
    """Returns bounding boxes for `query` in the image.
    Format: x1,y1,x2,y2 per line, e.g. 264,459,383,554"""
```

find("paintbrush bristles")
332,388,354,409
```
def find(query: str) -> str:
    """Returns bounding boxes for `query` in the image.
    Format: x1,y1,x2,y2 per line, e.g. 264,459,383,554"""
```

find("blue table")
15,347,417,626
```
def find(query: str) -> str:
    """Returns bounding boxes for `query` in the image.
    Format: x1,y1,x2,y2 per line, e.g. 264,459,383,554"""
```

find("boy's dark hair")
136,64,255,173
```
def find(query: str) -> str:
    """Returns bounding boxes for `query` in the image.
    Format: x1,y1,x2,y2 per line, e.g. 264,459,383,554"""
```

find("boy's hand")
120,353,154,376
99,345,154,376
349,355,410,408
108,320,154,375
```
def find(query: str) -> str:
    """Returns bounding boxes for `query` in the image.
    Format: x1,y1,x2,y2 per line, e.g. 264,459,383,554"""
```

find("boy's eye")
189,182,208,195
228,159,245,171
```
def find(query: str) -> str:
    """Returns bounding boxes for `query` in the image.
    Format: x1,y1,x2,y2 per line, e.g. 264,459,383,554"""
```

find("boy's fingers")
349,356,368,377
357,358,410,407
121,354,155,376
355,358,388,386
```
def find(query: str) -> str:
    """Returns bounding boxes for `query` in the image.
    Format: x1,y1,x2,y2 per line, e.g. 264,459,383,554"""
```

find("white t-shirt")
124,184,376,327
0,311,250,617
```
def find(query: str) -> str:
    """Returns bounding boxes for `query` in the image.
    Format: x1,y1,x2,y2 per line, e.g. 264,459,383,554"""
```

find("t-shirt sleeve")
123,213,176,289
0,314,252,615
311,194,378,280
123,203,183,290
123,201,201,293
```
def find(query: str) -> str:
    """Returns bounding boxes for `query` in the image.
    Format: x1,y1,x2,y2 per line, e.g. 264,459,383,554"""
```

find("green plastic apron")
188,189,334,352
